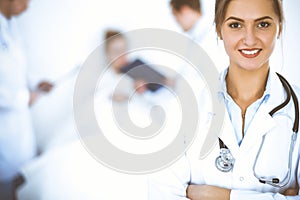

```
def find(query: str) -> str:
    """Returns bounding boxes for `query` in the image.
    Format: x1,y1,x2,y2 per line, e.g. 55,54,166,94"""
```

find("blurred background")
11,0,300,199
17,0,218,152
17,0,300,145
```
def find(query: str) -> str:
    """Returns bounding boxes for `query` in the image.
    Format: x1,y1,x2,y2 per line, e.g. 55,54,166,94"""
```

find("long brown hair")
214,0,284,38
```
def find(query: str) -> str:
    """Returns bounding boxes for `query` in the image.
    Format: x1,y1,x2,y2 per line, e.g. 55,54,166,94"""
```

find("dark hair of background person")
170,0,202,13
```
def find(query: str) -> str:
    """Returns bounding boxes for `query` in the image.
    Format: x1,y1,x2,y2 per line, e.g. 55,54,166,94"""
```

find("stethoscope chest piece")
215,148,235,172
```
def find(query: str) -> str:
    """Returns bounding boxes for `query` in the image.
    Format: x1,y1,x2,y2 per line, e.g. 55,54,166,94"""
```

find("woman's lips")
239,49,262,58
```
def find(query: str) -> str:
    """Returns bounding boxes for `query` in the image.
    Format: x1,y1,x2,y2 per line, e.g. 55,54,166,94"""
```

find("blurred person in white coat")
169,0,228,120
0,0,52,198
149,0,300,199
170,0,227,71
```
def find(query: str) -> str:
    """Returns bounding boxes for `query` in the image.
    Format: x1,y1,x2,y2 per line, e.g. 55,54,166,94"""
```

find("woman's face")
220,0,280,71
106,37,128,73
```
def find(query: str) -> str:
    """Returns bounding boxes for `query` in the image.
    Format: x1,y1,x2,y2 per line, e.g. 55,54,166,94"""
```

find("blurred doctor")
170,0,227,71
0,0,52,197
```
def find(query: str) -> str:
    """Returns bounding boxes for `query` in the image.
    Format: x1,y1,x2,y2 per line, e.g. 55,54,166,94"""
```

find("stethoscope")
215,73,299,188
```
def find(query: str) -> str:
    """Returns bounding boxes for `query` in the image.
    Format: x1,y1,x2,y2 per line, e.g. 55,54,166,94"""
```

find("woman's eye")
229,23,241,29
258,22,270,28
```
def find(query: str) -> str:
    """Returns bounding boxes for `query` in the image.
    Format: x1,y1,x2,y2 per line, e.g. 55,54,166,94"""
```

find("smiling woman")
148,0,300,199
218,0,281,72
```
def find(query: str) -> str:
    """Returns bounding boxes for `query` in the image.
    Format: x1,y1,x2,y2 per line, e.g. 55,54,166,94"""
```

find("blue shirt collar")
218,67,271,104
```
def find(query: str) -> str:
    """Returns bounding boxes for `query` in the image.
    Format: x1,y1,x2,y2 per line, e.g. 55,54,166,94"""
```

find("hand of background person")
134,79,148,94
37,81,53,93
29,81,54,106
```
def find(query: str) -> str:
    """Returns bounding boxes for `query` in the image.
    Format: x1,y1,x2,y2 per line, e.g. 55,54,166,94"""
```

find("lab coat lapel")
216,69,286,158
218,103,277,158
240,105,276,152
240,70,286,152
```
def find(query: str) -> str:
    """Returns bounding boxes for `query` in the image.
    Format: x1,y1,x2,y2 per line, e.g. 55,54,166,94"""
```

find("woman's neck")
226,65,269,112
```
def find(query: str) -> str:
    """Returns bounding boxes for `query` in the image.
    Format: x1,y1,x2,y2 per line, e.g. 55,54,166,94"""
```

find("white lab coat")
0,13,36,181
148,70,300,199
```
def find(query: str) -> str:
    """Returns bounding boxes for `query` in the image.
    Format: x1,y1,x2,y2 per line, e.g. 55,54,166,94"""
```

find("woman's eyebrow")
225,16,244,22
225,16,274,22
254,16,274,22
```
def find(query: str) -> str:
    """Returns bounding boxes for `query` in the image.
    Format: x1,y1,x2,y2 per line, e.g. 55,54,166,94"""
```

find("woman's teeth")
241,49,260,55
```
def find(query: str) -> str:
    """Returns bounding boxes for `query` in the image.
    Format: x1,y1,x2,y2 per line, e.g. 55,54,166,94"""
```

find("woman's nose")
243,27,257,46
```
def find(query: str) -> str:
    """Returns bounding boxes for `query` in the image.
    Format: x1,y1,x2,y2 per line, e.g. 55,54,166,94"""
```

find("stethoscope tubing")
216,73,299,188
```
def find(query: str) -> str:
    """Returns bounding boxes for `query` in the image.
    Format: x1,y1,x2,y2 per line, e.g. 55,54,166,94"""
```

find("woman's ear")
218,33,223,40
217,29,223,40
277,23,282,39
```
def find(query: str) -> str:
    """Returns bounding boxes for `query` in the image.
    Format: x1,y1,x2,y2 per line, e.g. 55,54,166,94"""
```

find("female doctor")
148,0,300,199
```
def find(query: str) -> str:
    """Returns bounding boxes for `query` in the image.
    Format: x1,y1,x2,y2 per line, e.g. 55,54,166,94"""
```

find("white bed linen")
18,65,181,199
17,139,148,200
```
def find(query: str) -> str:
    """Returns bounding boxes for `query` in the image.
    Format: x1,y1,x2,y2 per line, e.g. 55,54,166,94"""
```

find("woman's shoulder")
272,72,300,98
285,79,300,117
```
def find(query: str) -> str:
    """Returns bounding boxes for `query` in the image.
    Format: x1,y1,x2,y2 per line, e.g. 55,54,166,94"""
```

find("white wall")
16,0,181,149
17,0,300,86
281,0,300,87
17,0,180,79
16,0,300,149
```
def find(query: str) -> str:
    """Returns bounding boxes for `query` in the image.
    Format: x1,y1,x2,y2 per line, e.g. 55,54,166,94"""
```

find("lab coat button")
239,177,244,181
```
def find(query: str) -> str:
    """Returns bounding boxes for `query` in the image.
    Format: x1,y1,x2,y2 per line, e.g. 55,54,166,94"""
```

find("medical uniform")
148,68,300,199
0,13,36,181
